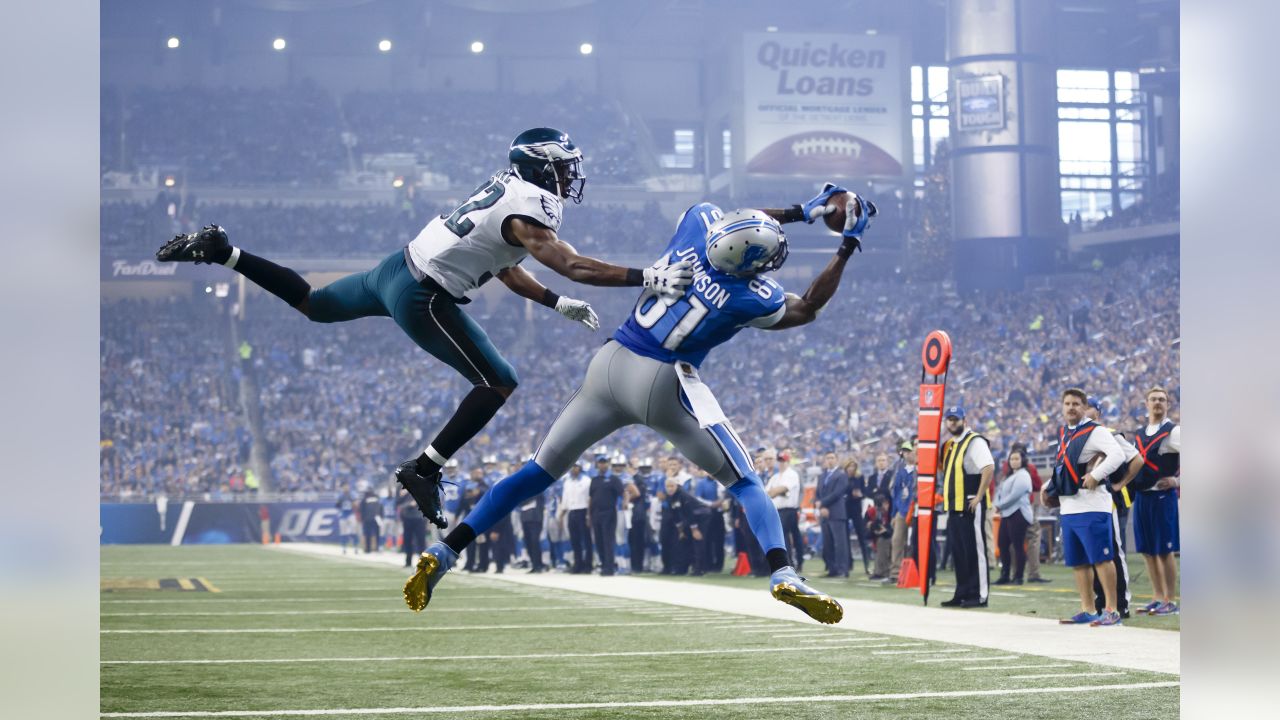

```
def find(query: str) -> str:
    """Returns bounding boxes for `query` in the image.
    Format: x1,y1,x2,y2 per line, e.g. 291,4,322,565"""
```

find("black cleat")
395,459,450,529
156,224,231,264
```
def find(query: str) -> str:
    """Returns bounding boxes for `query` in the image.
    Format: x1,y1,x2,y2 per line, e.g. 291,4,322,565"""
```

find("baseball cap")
898,440,914,453
1086,396,1102,411
945,406,965,420
594,453,609,462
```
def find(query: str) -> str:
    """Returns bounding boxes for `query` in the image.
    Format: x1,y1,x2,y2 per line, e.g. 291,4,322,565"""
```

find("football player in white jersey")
157,128,692,527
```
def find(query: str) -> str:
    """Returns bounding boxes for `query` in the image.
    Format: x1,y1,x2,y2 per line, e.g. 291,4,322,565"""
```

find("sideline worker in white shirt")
762,449,805,572
1046,388,1127,626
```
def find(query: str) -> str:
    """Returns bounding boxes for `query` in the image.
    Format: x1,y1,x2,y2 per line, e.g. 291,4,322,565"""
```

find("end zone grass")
101,545,1178,719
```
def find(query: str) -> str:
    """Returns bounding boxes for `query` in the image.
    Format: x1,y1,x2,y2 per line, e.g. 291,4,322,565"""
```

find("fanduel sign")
742,33,906,177
110,260,179,277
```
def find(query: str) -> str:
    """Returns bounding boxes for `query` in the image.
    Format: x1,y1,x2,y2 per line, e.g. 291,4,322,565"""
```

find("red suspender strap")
1136,431,1170,472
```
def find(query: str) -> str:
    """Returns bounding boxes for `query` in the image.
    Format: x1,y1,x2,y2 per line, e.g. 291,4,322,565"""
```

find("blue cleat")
1151,602,1179,616
1059,611,1100,625
1091,610,1123,627
403,541,458,612
770,567,843,624
1136,600,1161,615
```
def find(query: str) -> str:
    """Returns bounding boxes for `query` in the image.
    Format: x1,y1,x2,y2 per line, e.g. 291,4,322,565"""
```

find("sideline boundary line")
99,682,1181,717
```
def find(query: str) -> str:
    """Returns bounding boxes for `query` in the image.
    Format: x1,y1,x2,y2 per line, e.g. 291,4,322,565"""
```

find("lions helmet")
509,127,586,203
704,209,788,277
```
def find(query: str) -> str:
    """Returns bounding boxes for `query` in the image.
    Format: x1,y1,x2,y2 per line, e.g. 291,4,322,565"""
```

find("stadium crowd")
101,84,649,187
102,197,669,259
101,245,1179,504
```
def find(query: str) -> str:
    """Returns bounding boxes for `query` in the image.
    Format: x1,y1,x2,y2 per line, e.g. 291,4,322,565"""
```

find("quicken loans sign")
742,33,905,177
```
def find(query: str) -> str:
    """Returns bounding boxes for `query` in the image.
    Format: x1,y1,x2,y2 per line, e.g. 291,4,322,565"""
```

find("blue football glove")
801,182,849,224
837,194,878,258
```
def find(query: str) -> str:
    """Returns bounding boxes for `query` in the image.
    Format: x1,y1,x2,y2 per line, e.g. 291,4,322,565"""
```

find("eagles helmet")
705,209,789,277
509,127,586,203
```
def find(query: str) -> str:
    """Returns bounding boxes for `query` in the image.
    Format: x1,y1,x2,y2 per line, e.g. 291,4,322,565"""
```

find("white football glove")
554,296,600,331
642,256,694,299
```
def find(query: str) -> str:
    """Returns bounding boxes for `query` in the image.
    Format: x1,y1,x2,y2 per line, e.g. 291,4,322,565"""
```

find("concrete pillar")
947,0,1061,290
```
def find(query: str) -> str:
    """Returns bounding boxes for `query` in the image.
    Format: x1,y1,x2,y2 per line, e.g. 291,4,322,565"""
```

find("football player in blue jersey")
154,128,692,529
405,183,875,624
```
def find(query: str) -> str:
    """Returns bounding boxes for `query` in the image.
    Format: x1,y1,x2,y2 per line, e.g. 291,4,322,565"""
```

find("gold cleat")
771,578,844,625
403,552,441,612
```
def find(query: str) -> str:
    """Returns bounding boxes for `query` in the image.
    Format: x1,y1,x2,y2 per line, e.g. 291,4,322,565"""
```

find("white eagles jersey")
407,171,564,299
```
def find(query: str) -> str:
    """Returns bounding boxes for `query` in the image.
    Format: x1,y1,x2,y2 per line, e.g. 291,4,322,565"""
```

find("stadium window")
1057,67,1151,225
1058,121,1111,176
910,65,951,172
1114,70,1140,104
927,66,949,103
721,129,731,170
912,118,925,170
928,118,949,155
1056,69,1109,103
659,128,697,170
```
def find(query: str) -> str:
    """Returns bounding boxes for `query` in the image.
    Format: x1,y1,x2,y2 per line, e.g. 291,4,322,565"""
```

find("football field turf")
101,545,1178,718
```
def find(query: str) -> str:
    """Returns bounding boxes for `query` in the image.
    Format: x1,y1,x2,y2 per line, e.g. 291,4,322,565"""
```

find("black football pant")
521,519,544,572
590,511,617,575
402,518,426,567
568,509,592,573
778,508,805,572
628,517,648,572
701,514,726,572
949,505,989,603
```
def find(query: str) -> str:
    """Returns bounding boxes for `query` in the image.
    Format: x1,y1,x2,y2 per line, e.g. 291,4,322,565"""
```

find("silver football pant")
533,341,756,486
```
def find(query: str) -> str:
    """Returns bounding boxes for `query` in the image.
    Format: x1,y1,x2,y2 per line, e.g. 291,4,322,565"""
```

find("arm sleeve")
1164,425,1181,453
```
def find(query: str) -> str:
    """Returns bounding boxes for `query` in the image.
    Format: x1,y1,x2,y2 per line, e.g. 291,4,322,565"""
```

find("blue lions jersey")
613,203,786,367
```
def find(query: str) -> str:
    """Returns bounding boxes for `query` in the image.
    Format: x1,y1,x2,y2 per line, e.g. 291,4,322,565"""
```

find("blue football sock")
460,460,556,537
728,475,786,554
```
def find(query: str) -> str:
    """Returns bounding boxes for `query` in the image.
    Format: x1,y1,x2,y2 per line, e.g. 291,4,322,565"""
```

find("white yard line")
964,663,1072,671
101,643,877,666
1007,672,1126,680
98,682,1181,717
100,619,727,635
914,655,1021,664
271,543,1181,675
101,605,649,617
872,647,972,656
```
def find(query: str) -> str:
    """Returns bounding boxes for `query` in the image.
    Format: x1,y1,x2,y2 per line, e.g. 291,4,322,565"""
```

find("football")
823,191,851,233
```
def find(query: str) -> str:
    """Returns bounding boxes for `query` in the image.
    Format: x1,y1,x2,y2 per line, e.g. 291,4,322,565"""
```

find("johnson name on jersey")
614,203,786,367
407,171,563,299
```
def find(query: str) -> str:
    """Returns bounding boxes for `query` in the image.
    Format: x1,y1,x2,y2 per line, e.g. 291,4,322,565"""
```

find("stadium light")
392,176,405,188
579,43,593,55
470,40,484,54
166,37,180,49
765,26,779,32
163,175,176,187
378,39,392,53
272,37,287,51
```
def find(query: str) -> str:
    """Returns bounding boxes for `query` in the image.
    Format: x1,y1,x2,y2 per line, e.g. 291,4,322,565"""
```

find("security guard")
939,407,995,608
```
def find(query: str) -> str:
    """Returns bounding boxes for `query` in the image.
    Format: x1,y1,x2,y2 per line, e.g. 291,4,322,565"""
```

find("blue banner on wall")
100,502,349,545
